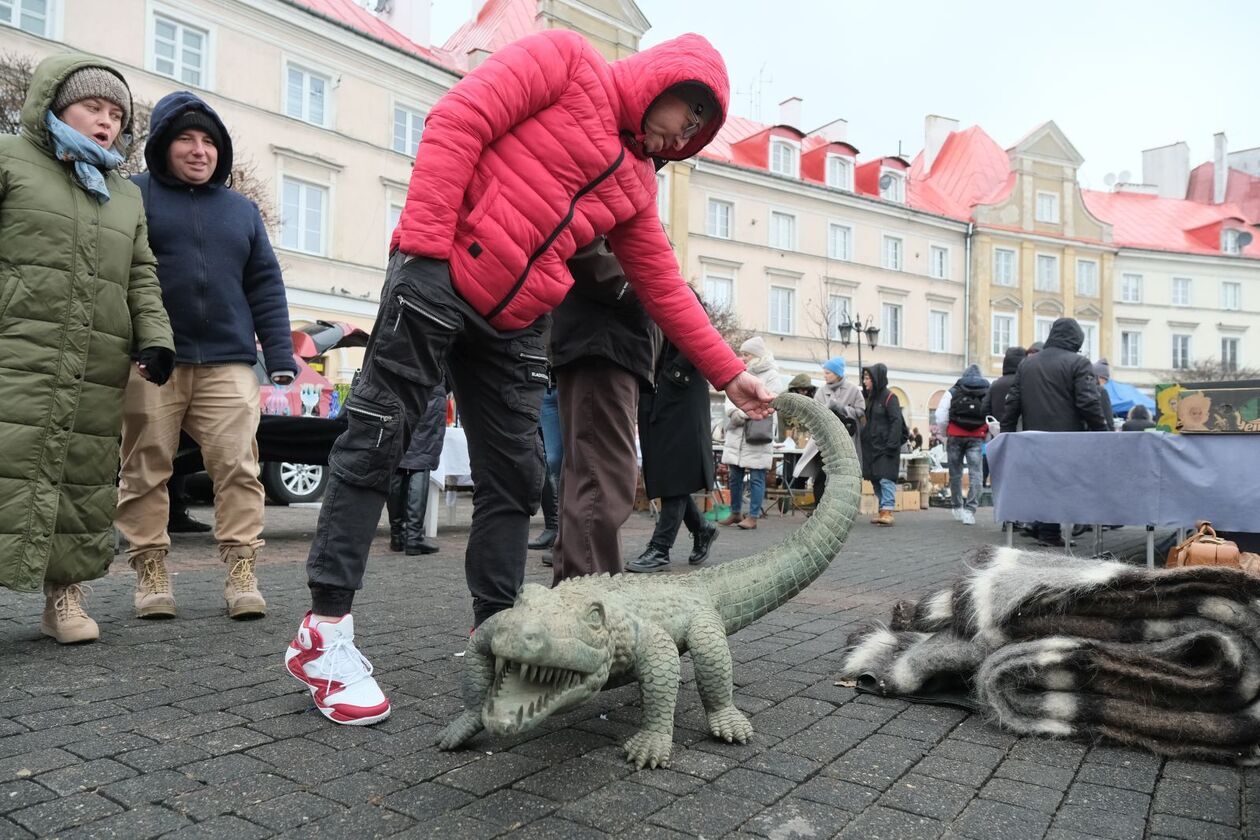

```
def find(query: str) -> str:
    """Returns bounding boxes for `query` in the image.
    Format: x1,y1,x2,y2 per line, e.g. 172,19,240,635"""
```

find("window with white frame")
882,236,903,271
828,294,852,339
706,199,732,239
769,285,795,334
827,223,852,261
1079,320,1100,360
879,169,905,202
929,310,949,353
286,64,329,127
1222,229,1242,255
280,177,327,255
1035,254,1060,292
1221,281,1241,311
702,270,733,311
1222,337,1240,372
1172,276,1192,307
929,246,949,279
769,140,798,177
1120,330,1143,368
825,154,853,190
1120,273,1143,303
769,211,796,250
991,313,1016,356
1076,259,1099,297
386,202,402,239
2,0,50,35
152,13,208,87
993,247,1017,286
1034,316,1055,344
392,105,424,156
1171,334,1192,370
656,170,670,220
881,302,902,347
1035,191,1060,223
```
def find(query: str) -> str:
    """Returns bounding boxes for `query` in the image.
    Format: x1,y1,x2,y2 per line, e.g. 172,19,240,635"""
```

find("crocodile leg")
437,616,498,750
687,609,753,744
623,621,680,769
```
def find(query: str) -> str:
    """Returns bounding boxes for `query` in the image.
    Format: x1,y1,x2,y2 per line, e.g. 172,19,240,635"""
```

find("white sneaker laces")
318,636,374,691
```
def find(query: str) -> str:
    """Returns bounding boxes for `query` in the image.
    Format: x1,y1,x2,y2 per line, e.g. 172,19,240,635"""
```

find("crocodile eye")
585,603,605,629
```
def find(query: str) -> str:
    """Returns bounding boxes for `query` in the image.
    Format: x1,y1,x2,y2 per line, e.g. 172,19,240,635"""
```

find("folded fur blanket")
838,546,1260,765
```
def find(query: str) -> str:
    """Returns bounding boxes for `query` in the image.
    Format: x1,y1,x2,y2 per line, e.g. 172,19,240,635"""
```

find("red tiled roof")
1081,189,1260,258
1185,162,1260,224
907,125,1014,220
287,0,452,66
441,0,539,69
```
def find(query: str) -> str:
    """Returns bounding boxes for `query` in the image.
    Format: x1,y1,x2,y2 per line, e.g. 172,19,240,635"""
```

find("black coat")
1001,319,1109,433
981,346,1026,421
638,339,714,499
860,363,905,484
549,237,661,387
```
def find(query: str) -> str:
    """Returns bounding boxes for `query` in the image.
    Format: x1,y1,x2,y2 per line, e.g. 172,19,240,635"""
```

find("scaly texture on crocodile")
437,392,860,768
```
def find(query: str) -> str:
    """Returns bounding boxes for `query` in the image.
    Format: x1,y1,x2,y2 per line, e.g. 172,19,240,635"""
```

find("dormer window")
879,168,905,203
770,139,799,178
1222,228,1242,255
1035,191,1060,223
825,154,853,190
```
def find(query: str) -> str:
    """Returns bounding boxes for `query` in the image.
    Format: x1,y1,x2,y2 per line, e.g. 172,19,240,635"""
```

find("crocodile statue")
437,392,860,768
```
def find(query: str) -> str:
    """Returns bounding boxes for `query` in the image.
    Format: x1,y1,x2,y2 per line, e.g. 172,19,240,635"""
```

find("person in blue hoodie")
115,91,294,621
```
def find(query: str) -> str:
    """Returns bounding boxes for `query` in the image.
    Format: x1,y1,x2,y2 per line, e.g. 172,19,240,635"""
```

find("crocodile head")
480,583,615,736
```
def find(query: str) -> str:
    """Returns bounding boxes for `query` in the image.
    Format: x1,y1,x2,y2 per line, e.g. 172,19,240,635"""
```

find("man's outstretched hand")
723,371,775,419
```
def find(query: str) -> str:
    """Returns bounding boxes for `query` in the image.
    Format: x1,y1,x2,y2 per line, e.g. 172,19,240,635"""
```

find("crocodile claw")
436,710,483,750
707,706,753,744
623,730,673,769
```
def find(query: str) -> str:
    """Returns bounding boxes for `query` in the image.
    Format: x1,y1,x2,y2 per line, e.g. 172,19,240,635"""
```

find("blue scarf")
44,111,125,203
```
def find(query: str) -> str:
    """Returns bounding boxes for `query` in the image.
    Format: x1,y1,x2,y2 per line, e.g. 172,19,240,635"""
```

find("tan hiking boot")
717,512,743,526
223,546,266,619
129,550,176,618
737,516,758,530
41,583,99,644
876,510,895,527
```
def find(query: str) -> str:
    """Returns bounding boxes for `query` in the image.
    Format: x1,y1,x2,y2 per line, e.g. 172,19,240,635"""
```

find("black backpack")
948,384,987,430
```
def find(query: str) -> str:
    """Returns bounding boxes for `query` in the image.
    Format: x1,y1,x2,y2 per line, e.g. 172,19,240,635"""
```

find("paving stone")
1065,781,1151,816
180,753,270,784
274,803,415,839
823,736,928,791
1006,738,1088,769
116,741,213,772
738,750,822,783
993,757,1076,791
741,796,853,838
63,733,155,760
493,816,612,839
879,772,975,821
834,804,945,840
0,780,54,820
647,787,763,837
559,781,676,833
457,788,558,829
0,748,79,780
665,747,738,780
913,755,991,788
622,767,706,796
34,758,136,795
794,776,879,813
929,739,1008,770
311,770,406,808
54,804,190,839
1153,778,1240,827
1052,805,1148,840
435,752,548,796
0,817,31,840
194,725,274,756
1084,745,1162,771
384,782,475,821
8,791,123,836
514,755,632,803
168,772,298,820
391,812,503,839
240,790,340,830
950,798,1051,840
96,769,202,806
162,814,272,840
980,777,1063,813
712,767,798,805
1148,812,1245,840
1074,760,1159,793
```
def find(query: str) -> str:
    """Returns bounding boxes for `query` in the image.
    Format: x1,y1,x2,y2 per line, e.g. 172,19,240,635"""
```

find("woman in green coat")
0,54,174,643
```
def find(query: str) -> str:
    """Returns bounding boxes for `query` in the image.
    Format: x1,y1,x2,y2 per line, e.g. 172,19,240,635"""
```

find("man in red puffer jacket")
285,29,774,727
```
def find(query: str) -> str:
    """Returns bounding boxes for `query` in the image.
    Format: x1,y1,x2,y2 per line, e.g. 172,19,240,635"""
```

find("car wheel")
261,461,330,505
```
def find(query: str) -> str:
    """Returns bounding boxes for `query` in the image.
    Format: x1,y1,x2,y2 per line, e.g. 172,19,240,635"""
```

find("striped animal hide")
838,546,1260,765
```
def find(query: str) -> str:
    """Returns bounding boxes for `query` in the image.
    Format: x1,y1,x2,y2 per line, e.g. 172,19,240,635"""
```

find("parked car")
175,321,369,504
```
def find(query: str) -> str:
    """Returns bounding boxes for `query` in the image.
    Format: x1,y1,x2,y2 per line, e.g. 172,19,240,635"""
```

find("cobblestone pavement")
2,500,1257,839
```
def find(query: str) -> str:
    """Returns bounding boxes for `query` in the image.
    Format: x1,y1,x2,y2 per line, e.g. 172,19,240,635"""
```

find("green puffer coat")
0,54,173,591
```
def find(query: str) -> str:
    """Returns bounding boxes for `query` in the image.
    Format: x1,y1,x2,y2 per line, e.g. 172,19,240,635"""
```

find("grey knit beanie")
1093,358,1112,380
52,67,131,129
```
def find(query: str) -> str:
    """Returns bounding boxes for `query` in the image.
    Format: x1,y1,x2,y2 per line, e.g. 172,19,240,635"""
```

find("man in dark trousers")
937,364,989,525
1001,317,1109,545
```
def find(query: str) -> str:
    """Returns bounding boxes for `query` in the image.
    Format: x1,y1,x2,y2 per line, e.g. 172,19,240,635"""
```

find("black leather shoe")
625,547,670,573
404,538,439,556
168,508,212,534
540,550,554,567
688,525,718,565
528,528,557,550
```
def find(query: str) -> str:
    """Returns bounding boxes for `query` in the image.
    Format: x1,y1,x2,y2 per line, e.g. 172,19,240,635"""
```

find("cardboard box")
1156,380,1260,434
859,494,878,516
861,480,874,495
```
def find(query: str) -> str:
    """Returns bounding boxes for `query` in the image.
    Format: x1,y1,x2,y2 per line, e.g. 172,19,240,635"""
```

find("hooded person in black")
1001,318,1108,434
982,346,1026,426
860,363,905,526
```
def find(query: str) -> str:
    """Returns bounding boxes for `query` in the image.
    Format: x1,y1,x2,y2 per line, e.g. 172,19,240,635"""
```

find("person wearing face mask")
0,56,174,643
285,29,773,729
115,91,294,622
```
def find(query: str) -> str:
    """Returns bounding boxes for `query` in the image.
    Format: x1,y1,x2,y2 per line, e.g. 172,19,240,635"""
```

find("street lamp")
837,310,880,377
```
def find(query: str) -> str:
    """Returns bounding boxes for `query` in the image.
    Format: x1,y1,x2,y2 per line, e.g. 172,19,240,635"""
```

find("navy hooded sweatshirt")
131,91,293,374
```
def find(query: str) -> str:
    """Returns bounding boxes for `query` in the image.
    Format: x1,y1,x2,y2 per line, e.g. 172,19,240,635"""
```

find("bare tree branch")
1159,358,1260,383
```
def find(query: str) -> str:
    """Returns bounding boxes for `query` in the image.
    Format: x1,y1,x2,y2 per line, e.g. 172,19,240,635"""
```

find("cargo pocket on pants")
502,337,550,423
329,392,403,491
373,262,463,387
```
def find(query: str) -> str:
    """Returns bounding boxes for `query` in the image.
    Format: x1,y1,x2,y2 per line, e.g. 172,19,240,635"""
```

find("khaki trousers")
116,364,264,556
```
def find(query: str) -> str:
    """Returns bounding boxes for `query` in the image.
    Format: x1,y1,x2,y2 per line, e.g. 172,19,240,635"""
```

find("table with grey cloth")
987,431,1260,566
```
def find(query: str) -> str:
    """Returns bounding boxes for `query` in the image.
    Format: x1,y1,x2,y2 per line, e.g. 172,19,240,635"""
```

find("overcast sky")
430,0,1259,188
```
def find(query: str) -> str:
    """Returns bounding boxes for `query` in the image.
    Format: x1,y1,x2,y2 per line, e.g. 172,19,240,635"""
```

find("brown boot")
222,546,266,619
718,512,744,526
41,583,99,644
129,550,176,619
876,510,895,527
737,516,758,530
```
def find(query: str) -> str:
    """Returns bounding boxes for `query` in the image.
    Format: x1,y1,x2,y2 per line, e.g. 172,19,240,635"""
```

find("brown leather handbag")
1166,522,1241,568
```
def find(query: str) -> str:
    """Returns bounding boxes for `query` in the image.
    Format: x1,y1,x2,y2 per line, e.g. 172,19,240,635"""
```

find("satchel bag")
744,416,774,445
1166,522,1241,569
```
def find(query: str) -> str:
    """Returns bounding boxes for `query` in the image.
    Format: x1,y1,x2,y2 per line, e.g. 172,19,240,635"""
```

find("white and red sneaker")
285,612,391,725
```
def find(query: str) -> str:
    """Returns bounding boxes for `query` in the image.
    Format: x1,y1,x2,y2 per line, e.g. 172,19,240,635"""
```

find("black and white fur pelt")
839,545,1260,765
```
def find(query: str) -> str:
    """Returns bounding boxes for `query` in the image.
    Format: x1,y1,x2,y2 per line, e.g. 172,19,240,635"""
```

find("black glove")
137,347,175,386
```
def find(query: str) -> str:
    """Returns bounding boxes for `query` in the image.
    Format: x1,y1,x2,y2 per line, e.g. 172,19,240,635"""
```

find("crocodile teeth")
527,700,535,717
495,658,506,676
516,707,523,726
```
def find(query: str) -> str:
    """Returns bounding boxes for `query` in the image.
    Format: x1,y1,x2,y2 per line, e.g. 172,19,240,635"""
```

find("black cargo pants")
306,254,548,627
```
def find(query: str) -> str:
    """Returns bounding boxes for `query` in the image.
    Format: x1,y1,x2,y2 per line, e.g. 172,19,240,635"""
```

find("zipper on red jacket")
485,147,626,322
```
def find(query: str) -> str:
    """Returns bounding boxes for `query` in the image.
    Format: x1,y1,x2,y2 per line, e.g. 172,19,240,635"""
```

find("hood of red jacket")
610,32,729,162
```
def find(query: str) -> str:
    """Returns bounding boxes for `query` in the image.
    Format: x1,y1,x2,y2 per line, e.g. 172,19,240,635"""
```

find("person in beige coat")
719,336,784,530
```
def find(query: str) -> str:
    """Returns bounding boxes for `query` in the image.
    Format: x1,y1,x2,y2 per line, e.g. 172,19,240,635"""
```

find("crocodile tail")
696,392,861,634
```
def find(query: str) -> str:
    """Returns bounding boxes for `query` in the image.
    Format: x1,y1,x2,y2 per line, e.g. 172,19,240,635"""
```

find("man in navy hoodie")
116,91,294,620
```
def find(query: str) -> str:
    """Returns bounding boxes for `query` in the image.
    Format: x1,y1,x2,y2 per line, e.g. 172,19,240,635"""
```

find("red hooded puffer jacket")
391,29,744,388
